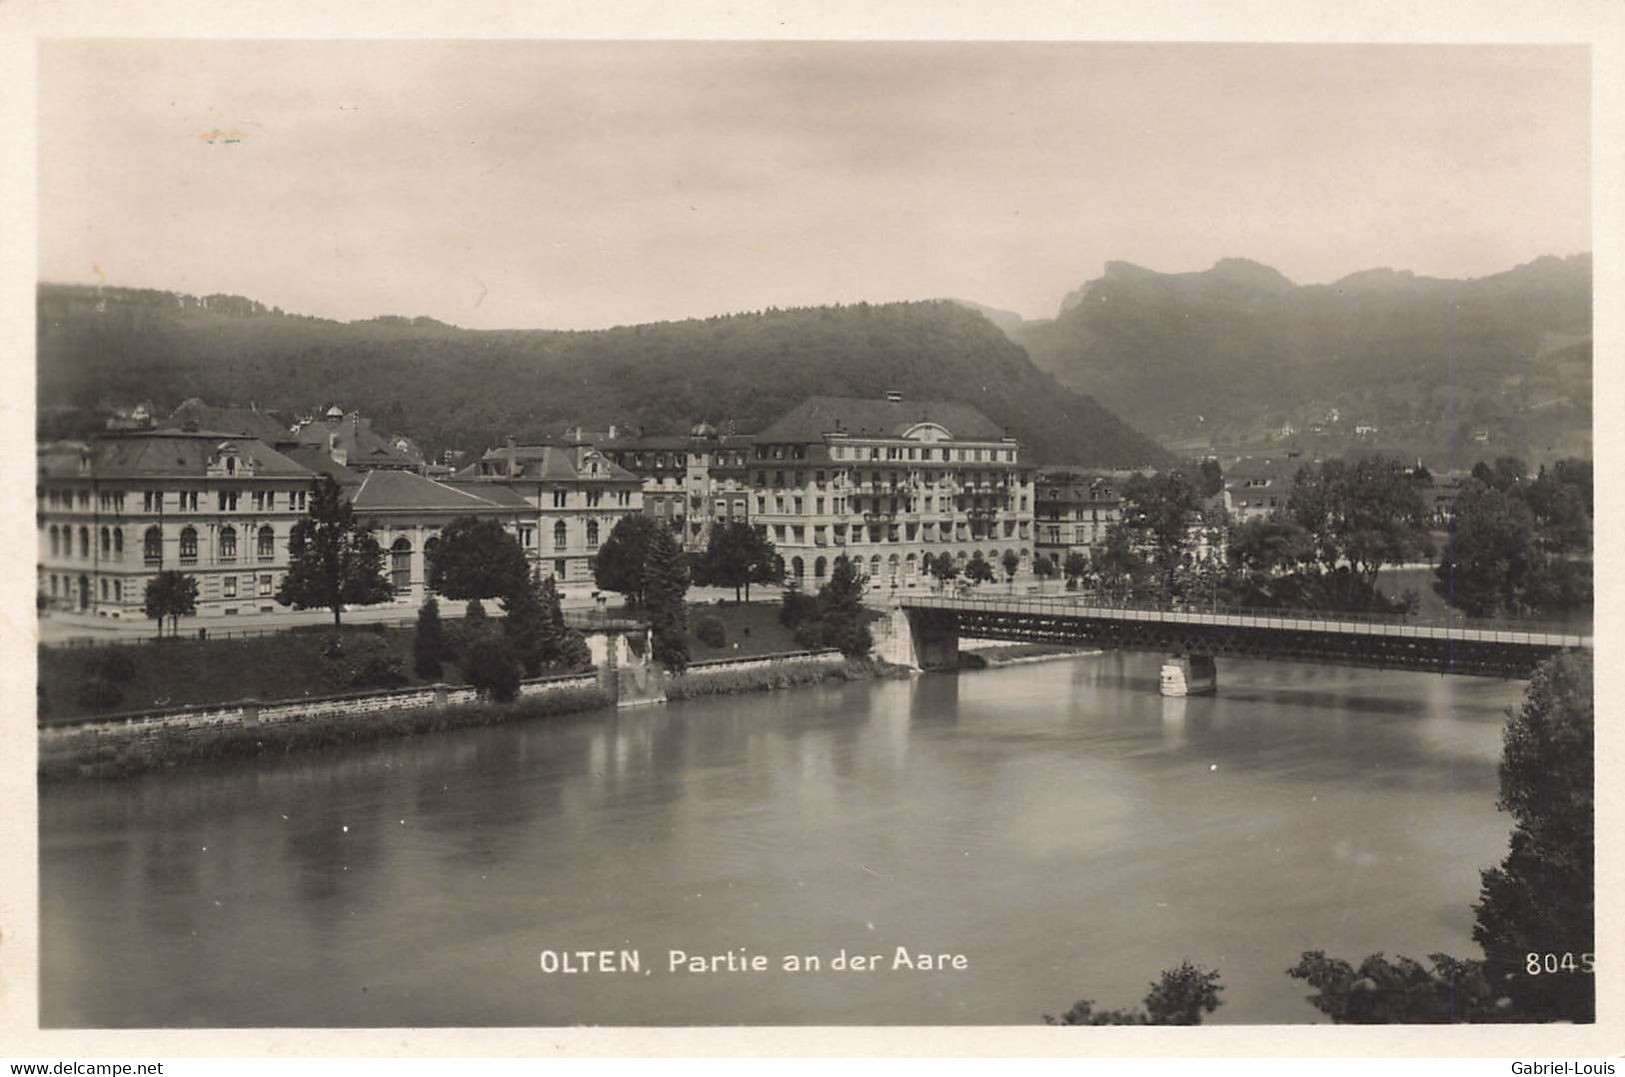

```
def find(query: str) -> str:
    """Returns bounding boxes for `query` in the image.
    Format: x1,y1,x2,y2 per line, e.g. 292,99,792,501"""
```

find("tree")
1062,550,1089,589
143,570,198,637
1473,651,1594,1022
1033,556,1058,582
594,515,663,607
1434,479,1540,617
1196,458,1224,498
964,553,995,585
1287,951,1500,1024
1093,523,1148,600
697,521,780,602
501,573,551,676
1226,517,1314,576
413,596,452,679
275,475,394,627
927,552,960,588
1001,548,1021,590
426,516,530,602
535,575,591,670
462,634,521,702
1119,468,1204,601
1046,962,1224,1025
644,524,690,673
818,555,873,658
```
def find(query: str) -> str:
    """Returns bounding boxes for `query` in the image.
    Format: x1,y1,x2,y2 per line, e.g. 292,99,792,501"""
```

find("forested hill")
37,285,1170,467
1003,254,1592,462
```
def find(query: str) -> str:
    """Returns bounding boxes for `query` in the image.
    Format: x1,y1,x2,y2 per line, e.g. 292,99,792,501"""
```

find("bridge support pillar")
881,606,959,671
1160,654,1217,697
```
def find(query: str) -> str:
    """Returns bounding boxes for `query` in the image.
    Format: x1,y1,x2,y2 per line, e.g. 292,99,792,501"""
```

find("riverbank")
959,640,1104,668
39,685,612,783
665,653,904,701
37,647,912,782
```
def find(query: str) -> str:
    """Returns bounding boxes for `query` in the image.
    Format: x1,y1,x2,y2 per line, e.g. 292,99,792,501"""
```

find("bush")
463,635,521,702
695,615,727,648
779,588,819,628
76,677,125,712
92,649,137,683
792,619,828,650
321,634,408,690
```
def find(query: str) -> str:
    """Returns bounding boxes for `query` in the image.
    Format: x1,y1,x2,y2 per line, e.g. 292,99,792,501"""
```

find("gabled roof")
46,430,314,480
463,444,640,483
349,470,518,513
167,398,293,443
754,396,1008,443
442,481,533,508
286,413,423,470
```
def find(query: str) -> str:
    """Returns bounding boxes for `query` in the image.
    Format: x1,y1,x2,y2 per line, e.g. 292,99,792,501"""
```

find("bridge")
882,593,1592,696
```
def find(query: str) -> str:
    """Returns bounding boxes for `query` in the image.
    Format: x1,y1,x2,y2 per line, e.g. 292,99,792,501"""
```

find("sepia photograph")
9,17,1615,1053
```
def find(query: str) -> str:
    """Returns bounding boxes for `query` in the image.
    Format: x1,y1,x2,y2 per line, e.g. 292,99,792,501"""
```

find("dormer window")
226,456,237,475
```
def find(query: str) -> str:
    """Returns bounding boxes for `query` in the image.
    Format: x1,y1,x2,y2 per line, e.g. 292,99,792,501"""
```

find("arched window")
554,520,567,551
49,525,59,557
257,525,275,559
218,526,236,561
813,556,827,579
586,520,599,549
78,526,90,559
100,527,111,555
391,537,412,591
113,528,124,559
887,553,900,578
869,554,882,578
905,552,918,576
144,527,162,565
791,556,804,579
180,526,199,563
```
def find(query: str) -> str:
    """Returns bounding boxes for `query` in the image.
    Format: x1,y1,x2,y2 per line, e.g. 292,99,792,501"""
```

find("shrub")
463,636,521,702
76,677,124,712
792,619,828,650
779,588,819,628
320,634,408,690
695,615,727,648
92,649,137,683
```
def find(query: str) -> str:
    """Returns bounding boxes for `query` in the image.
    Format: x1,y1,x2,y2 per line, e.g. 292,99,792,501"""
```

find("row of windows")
783,547,1032,580
755,443,1019,464
769,519,1027,545
752,469,1024,490
45,524,285,564
41,572,280,605
39,488,310,514
754,494,1027,516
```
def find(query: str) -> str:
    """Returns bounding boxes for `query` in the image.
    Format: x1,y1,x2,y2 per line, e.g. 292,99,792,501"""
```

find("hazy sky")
38,41,1590,330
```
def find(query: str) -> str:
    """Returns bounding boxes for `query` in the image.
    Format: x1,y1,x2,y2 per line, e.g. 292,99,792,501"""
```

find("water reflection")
41,653,1522,1027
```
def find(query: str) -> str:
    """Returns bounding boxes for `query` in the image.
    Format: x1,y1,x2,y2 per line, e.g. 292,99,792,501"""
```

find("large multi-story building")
38,429,320,619
38,426,645,621
1033,468,1125,566
746,394,1036,590
601,423,754,551
455,437,644,585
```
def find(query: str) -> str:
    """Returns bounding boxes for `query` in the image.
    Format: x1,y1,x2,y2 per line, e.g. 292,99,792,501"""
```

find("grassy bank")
681,600,804,659
40,685,611,783
663,656,900,700
38,624,467,722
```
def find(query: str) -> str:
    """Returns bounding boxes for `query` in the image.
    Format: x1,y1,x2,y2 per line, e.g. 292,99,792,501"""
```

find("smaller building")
1032,468,1125,566
601,423,755,552
1221,457,1297,522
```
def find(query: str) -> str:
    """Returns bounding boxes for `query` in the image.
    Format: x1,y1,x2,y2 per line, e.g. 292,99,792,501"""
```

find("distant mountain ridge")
983,253,1591,462
36,285,1171,469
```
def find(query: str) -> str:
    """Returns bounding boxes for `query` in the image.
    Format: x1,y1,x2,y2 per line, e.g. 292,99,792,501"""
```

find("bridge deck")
899,594,1592,651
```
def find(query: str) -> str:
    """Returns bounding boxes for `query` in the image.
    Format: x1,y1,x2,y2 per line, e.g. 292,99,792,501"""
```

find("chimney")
885,390,902,404
505,435,517,479
607,423,617,440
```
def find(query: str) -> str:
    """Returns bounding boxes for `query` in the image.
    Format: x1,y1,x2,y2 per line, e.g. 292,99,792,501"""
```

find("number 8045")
1526,952,1594,975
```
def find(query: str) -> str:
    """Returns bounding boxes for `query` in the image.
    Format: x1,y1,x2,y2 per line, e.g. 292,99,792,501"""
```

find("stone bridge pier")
880,605,960,671
1159,654,1217,697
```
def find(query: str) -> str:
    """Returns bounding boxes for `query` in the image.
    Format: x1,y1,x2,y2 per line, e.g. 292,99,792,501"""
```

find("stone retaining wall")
40,672,599,751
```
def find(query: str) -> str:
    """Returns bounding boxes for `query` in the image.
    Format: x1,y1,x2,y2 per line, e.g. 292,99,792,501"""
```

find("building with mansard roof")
600,424,755,552
746,393,1036,591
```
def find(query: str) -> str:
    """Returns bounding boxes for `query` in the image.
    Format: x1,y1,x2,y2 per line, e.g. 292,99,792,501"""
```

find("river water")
39,653,1523,1027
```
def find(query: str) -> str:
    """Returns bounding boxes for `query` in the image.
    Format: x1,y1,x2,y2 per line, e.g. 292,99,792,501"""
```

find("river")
39,653,1523,1026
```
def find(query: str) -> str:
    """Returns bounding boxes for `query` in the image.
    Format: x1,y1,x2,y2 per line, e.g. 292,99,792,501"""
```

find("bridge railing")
900,592,1591,645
